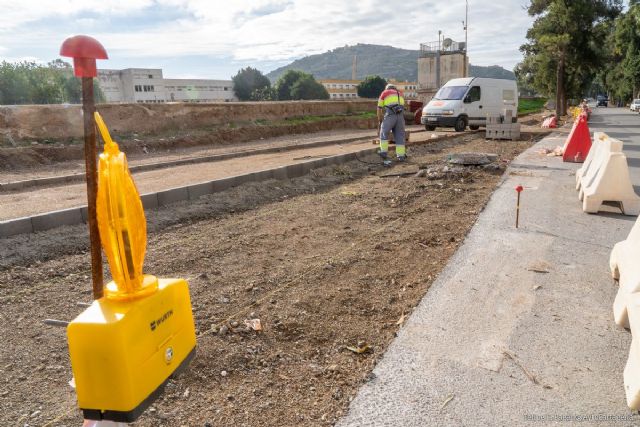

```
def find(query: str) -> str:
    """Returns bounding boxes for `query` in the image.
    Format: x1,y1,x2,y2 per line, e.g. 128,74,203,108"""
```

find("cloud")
0,0,534,77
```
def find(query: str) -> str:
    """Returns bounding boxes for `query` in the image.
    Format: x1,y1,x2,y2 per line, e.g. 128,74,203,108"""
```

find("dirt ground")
0,130,546,427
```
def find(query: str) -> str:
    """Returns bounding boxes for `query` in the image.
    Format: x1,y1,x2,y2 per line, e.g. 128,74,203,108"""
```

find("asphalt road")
337,107,640,426
589,106,640,193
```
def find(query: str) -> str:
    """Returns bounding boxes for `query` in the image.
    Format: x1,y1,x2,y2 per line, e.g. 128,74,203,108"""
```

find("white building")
97,68,237,104
319,79,360,100
319,78,419,100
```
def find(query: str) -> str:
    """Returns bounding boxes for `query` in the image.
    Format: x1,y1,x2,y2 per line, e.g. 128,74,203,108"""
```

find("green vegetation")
357,76,387,99
0,59,104,105
231,67,272,101
274,70,329,101
518,98,546,115
517,1,622,115
252,111,374,127
599,1,640,102
266,44,515,82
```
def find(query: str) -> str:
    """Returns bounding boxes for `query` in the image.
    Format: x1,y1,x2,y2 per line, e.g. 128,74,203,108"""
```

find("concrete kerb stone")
31,208,83,232
0,147,381,238
187,182,213,200
0,216,33,237
140,193,159,210
157,187,190,207
0,134,377,192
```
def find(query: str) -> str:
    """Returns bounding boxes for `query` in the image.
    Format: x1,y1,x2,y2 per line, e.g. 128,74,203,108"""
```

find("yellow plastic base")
67,278,196,422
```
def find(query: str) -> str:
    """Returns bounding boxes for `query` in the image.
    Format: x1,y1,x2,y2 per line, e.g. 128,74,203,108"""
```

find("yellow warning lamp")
66,112,196,422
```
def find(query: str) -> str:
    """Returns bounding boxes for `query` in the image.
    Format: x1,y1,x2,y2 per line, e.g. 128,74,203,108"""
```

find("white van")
421,77,518,132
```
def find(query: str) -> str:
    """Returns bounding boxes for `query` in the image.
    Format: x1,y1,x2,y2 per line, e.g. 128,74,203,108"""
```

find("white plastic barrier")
610,214,640,327
623,294,640,409
576,132,622,191
579,133,640,215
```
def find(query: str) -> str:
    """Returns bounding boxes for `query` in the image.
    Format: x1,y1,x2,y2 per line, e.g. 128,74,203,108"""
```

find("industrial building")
417,39,468,101
97,68,237,104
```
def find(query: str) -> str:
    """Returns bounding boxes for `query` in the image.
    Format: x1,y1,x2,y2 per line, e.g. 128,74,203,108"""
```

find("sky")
0,0,536,80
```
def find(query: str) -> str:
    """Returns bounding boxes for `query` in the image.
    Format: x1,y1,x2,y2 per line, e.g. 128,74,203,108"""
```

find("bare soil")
0,130,545,427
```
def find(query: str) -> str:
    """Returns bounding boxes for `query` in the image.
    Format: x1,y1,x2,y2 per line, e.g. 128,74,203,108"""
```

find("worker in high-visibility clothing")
377,83,406,166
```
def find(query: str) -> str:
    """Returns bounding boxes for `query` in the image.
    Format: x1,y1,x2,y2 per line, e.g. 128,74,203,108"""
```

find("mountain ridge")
266,43,515,83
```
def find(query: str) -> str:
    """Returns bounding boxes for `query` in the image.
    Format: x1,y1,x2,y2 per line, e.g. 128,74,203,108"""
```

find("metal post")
464,0,469,77
436,31,442,89
82,77,103,299
516,192,521,228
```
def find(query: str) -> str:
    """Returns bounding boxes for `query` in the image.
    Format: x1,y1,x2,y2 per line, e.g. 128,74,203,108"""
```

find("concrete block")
31,208,83,232
140,193,159,210
187,182,213,200
582,151,640,215
156,187,189,207
0,217,33,238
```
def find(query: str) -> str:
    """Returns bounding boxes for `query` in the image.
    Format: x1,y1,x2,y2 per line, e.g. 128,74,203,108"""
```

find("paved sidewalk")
337,127,640,426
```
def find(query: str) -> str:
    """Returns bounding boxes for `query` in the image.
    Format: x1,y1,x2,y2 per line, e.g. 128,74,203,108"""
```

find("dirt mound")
0,101,376,146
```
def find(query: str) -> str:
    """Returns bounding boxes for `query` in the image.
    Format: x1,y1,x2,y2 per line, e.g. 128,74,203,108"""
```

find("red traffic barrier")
563,115,592,163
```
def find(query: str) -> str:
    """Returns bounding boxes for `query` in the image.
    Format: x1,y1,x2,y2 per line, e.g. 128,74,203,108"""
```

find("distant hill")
266,44,515,83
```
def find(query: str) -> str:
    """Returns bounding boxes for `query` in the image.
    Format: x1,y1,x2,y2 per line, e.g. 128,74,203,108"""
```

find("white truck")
421,77,518,132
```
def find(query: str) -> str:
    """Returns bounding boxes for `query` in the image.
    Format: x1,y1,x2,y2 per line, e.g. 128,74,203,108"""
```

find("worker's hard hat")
385,83,397,90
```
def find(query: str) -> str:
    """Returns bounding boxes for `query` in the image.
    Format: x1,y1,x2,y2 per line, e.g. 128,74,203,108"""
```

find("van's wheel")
454,116,467,132
425,125,436,131
469,125,480,131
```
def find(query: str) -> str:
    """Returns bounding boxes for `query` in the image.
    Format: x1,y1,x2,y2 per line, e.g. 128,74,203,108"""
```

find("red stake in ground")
60,35,108,300
515,185,524,228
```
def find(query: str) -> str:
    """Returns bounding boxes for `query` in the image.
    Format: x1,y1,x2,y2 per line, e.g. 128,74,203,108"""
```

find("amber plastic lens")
95,112,157,300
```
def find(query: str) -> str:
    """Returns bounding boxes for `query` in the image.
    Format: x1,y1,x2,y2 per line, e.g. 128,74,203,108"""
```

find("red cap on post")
60,35,108,78
515,185,524,193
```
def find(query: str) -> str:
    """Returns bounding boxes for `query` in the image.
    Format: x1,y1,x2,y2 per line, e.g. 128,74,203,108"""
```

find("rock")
218,296,230,304
220,370,228,377
414,169,427,178
31,410,41,418
218,325,229,336
483,163,502,171
249,312,257,319
230,320,239,328
183,388,190,398
446,152,498,166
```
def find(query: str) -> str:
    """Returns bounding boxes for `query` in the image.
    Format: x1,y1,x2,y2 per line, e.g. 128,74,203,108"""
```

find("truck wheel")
454,116,467,132
469,125,480,131
425,125,436,131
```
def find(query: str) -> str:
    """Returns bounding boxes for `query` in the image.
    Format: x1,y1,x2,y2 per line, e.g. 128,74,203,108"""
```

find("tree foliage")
0,59,104,105
274,70,328,100
598,1,640,101
356,75,387,98
517,0,622,114
232,67,271,101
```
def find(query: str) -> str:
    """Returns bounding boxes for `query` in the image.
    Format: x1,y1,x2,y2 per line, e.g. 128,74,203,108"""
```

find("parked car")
596,96,608,107
420,77,518,132
631,99,640,112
